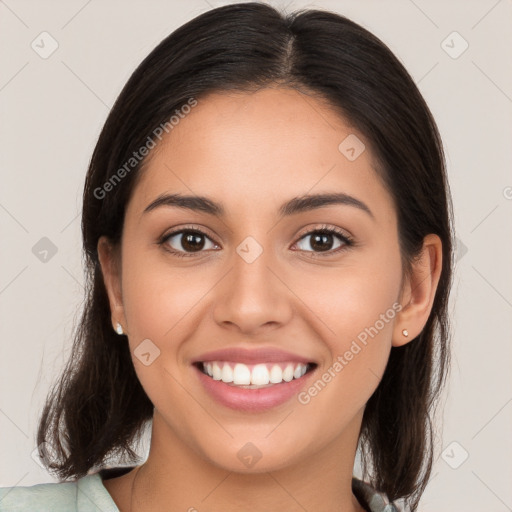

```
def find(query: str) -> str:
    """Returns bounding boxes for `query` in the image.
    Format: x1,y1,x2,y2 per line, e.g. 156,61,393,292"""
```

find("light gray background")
1,0,511,510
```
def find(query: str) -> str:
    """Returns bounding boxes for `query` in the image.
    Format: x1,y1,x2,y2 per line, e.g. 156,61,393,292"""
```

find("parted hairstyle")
37,3,453,510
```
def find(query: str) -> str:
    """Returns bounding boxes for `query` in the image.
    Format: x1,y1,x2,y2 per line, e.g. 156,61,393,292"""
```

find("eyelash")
158,224,354,259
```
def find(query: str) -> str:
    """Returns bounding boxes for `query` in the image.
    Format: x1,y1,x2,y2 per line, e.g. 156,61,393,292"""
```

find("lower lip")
194,364,316,412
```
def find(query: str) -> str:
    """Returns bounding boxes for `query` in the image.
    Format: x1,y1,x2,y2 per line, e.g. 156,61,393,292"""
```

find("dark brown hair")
37,3,453,510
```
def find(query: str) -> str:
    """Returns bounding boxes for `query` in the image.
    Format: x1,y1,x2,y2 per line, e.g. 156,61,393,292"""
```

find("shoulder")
352,477,402,512
0,478,78,512
0,473,119,512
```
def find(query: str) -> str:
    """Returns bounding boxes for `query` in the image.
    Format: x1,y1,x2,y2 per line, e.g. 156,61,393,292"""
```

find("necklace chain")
129,465,142,512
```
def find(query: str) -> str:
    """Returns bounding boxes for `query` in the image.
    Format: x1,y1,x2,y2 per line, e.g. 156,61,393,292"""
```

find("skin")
98,87,442,511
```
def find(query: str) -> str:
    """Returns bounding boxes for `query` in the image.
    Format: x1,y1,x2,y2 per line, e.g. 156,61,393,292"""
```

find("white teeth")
233,363,251,385
251,364,270,385
201,361,309,386
212,362,222,380
221,363,233,383
269,365,283,384
282,364,294,382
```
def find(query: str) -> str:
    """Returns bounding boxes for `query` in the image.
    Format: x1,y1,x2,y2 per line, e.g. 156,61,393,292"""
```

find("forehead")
129,87,393,219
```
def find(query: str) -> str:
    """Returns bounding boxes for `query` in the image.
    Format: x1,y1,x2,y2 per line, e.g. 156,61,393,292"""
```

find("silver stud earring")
402,329,409,337
115,322,124,335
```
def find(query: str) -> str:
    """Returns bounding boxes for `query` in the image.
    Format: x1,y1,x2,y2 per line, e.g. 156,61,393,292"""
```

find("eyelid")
294,223,353,242
161,223,217,242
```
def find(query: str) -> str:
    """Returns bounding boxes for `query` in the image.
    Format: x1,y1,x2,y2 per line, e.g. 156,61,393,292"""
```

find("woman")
0,2,453,511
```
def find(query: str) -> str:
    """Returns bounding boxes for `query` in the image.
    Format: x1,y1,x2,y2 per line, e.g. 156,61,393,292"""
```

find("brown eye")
162,229,217,256
300,232,337,252
294,227,353,257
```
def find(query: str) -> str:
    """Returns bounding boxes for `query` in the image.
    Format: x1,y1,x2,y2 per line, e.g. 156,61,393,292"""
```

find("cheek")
291,260,401,411
121,248,210,342
292,258,401,346
119,251,208,408
293,293,398,449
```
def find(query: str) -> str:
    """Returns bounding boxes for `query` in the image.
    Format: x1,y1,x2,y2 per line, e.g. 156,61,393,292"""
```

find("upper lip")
192,347,316,365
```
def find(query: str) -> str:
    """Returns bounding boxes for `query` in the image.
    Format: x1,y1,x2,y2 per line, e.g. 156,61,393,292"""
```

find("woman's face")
103,87,407,473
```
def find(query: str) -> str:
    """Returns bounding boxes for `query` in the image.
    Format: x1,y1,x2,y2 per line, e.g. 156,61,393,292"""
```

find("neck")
127,409,366,512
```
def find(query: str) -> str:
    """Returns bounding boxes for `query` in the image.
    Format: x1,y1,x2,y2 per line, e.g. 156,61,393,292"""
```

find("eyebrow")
143,192,374,219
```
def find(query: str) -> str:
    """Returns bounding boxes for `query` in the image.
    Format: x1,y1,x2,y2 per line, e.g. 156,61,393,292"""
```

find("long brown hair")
37,3,453,510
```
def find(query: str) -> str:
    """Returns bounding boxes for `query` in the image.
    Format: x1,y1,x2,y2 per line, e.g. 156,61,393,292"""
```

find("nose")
212,239,293,335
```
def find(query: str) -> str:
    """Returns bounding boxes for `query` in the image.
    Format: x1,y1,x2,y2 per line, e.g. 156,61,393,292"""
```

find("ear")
97,236,127,334
392,234,443,347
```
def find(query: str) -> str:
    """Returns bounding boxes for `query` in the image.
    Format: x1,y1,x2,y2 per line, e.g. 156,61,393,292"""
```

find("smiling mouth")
194,361,317,389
